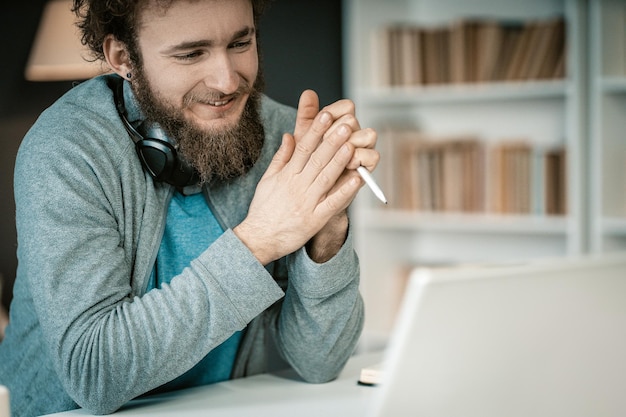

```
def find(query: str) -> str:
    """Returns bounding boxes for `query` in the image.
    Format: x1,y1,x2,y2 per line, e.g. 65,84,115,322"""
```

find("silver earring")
126,72,132,79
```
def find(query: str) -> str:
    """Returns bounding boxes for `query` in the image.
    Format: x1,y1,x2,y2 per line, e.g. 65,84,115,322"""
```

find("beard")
130,68,265,186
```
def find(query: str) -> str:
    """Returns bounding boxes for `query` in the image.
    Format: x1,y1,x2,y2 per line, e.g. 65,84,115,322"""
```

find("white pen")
357,166,388,204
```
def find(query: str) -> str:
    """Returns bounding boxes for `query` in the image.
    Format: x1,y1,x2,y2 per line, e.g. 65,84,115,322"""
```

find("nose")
203,51,240,95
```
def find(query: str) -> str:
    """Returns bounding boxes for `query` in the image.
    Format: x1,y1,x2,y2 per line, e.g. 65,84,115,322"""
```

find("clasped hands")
234,90,379,265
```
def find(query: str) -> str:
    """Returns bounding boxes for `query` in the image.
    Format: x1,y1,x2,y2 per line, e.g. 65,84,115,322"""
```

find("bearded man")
0,0,379,416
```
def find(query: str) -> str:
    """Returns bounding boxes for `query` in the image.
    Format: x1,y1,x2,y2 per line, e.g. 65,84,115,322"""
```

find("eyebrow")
162,26,256,54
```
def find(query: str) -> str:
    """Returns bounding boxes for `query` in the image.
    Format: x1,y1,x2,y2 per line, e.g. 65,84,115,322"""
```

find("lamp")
25,0,109,81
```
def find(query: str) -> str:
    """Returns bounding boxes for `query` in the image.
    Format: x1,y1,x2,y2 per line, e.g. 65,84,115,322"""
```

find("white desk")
45,352,381,416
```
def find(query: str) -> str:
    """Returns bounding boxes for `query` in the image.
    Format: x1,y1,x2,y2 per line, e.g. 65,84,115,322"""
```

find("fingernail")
338,124,350,137
319,111,331,125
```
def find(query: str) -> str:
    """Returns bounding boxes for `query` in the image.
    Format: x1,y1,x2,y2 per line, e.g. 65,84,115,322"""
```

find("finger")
323,113,361,140
293,90,320,140
344,127,377,149
289,109,333,173
313,170,362,219
307,137,355,199
262,133,295,178
300,123,352,185
346,147,381,170
320,99,356,122
320,99,358,139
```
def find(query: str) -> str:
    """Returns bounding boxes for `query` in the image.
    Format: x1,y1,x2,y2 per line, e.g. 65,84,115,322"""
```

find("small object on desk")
358,363,383,386
357,166,388,204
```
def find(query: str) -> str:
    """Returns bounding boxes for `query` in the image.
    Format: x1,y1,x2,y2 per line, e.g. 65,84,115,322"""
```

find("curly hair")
72,0,270,63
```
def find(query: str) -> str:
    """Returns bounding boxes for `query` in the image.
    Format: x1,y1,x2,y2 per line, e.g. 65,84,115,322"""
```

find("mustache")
183,80,254,107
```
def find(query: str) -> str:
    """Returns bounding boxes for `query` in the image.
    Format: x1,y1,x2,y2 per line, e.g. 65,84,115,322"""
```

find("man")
0,0,379,416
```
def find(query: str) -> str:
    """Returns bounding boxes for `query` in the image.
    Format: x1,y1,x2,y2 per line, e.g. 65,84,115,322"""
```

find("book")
504,21,538,81
490,21,524,81
422,27,440,85
527,17,566,80
489,141,532,214
400,25,422,86
449,19,480,83
545,146,567,215
475,20,504,82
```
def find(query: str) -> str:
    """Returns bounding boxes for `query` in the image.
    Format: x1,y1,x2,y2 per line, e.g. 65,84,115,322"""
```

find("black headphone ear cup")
112,75,198,187
135,138,178,182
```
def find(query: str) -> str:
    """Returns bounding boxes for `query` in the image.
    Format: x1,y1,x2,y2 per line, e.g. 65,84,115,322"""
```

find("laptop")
368,252,626,417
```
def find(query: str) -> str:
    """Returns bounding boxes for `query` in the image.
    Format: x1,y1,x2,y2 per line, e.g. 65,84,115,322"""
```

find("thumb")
293,89,320,140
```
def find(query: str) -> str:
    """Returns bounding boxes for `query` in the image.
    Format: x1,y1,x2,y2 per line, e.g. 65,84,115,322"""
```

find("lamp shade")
25,0,109,81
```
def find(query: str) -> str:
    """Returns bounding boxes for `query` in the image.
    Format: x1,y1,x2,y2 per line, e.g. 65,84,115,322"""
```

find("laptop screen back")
370,253,626,417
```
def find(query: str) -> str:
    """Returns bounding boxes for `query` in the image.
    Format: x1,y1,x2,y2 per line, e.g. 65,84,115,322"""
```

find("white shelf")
601,76,626,93
344,0,590,345
357,80,570,105
358,209,568,235
602,217,626,235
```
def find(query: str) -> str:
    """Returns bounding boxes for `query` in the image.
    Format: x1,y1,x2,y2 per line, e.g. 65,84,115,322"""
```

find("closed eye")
230,39,253,50
174,50,205,61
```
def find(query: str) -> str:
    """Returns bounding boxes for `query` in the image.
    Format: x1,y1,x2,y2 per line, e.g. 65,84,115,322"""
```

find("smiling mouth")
184,94,244,124
184,91,238,109
206,97,233,107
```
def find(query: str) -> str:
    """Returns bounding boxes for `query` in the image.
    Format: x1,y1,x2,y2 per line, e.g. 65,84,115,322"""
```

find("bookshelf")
589,0,626,253
343,0,588,348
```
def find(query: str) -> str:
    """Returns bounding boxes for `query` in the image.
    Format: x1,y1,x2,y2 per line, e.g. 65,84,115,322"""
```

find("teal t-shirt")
148,191,243,392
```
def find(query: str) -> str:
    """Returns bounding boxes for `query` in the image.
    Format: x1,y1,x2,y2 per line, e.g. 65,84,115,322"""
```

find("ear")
103,34,133,81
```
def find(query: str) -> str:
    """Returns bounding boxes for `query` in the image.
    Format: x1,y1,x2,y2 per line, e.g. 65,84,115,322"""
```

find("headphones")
112,76,199,187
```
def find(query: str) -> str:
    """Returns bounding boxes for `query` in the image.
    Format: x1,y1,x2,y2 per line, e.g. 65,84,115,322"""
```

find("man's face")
129,0,264,183
135,0,258,131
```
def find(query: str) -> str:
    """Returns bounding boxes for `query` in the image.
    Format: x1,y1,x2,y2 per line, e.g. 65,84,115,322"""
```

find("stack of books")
372,16,566,87
380,129,567,215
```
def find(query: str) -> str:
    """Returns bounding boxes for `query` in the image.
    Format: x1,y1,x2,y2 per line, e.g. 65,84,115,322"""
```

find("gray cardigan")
0,75,364,417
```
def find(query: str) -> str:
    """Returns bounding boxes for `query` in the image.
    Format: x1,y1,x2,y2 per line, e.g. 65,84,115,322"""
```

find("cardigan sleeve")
277,223,364,382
